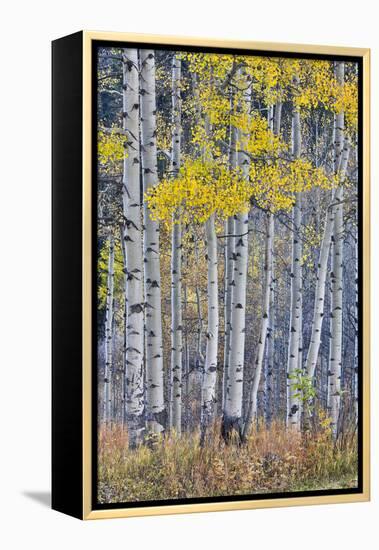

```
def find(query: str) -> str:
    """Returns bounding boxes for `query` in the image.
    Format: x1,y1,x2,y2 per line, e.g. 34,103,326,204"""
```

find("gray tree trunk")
222,80,250,441
287,92,303,431
328,61,345,438
122,48,145,448
140,49,165,435
243,212,274,438
170,54,183,435
222,116,238,412
103,232,114,423
200,214,219,444
305,145,350,382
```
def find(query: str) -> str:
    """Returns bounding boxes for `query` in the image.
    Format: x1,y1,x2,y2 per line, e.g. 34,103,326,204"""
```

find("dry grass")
97,417,358,504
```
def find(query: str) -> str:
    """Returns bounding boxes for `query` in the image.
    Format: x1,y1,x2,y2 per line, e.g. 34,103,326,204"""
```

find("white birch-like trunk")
305,145,350,382
222,115,237,412
243,212,274,438
265,230,275,424
103,233,115,423
119,223,127,427
286,92,303,431
194,240,204,372
122,48,145,448
223,216,235,410
200,214,219,444
354,236,358,423
286,193,302,430
170,55,183,434
222,210,248,441
328,184,344,437
222,81,250,440
266,101,281,423
140,49,165,435
327,61,345,438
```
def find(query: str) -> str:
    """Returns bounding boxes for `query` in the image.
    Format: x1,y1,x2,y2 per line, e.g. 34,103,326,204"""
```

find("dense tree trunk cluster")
96,48,359,448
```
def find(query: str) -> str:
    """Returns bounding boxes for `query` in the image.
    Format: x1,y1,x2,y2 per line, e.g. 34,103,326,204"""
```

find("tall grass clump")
98,418,358,504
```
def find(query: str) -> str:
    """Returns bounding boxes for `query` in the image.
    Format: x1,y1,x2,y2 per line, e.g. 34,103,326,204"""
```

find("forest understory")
98,420,358,503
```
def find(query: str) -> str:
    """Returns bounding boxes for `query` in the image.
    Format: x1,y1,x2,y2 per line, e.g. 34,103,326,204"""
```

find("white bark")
287,193,302,430
287,93,303,431
122,48,145,448
103,233,114,423
328,61,345,438
140,49,165,435
328,183,344,437
305,145,350,382
265,231,275,424
200,214,219,443
354,236,358,423
119,223,127,427
305,202,335,381
222,82,250,440
171,223,182,434
223,210,248,440
170,55,183,434
243,212,274,438
222,117,238,411
223,216,234,410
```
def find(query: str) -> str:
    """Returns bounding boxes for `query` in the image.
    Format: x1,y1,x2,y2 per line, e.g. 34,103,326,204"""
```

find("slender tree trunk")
170,54,183,435
286,193,302,430
354,235,358,423
194,239,204,373
223,216,234,409
265,229,275,425
183,261,190,430
267,101,281,424
305,146,350,382
328,61,345,438
222,211,248,441
122,48,145,448
200,214,219,444
119,223,127,428
286,91,303,431
103,233,115,423
140,49,165,436
222,78,250,441
328,184,344,437
243,212,274,438
222,113,237,412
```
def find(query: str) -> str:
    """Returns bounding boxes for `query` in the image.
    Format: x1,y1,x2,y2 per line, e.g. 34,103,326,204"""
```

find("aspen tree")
243,211,274,438
170,54,183,434
287,89,303,431
103,232,115,423
140,49,165,435
222,107,238,412
222,72,250,442
200,212,219,444
328,61,345,437
122,48,145,448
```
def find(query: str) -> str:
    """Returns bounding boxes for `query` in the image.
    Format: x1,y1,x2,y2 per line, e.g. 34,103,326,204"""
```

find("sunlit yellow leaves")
146,158,251,225
98,129,125,167
242,113,283,157
294,60,358,133
250,159,336,212
146,154,336,224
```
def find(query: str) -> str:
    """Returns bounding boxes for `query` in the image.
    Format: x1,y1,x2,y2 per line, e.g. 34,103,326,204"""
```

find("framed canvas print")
52,31,370,520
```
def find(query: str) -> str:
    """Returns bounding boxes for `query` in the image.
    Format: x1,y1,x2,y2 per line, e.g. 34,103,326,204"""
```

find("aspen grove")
96,47,359,503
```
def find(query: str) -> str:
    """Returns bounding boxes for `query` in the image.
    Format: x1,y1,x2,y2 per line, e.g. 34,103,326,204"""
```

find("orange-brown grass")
97,418,358,504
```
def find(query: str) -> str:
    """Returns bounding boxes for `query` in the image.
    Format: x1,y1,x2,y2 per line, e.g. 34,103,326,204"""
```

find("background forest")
96,46,359,504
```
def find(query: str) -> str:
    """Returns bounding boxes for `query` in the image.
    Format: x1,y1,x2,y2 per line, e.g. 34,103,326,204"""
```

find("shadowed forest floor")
97,419,358,504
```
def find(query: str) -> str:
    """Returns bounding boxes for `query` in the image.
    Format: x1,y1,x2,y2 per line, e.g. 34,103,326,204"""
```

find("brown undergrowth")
97,416,358,504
